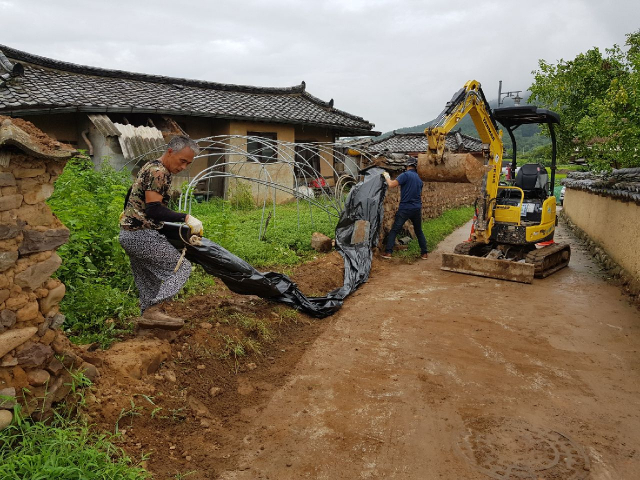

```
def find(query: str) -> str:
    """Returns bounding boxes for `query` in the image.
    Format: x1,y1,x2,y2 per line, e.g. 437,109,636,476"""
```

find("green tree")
529,30,640,170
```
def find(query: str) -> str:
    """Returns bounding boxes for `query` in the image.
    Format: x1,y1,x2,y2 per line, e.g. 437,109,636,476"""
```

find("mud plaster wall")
380,179,479,246
563,188,640,282
0,137,94,426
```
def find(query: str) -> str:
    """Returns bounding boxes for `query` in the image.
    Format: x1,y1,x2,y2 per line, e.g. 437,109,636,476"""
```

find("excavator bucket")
441,253,535,284
417,152,487,184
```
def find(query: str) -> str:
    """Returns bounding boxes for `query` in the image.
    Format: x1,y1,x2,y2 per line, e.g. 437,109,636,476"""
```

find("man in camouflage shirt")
119,135,203,329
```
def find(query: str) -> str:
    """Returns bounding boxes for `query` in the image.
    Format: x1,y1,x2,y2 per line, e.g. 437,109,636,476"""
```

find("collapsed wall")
0,117,94,427
561,168,640,303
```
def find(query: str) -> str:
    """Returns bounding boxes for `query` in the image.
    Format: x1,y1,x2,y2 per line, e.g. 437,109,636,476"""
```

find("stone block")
19,228,69,255
46,357,64,375
26,369,50,387
0,194,23,212
80,362,99,382
12,366,29,389
311,232,333,253
37,316,51,335
0,251,18,272
0,354,17,367
13,167,46,179
0,326,37,358
5,293,28,311
15,203,55,227
0,386,16,409
0,173,16,187
0,222,21,240
0,309,16,328
14,253,62,290
16,342,53,367
0,409,12,430
49,313,65,330
0,289,8,304
16,300,39,322
49,371,72,402
40,329,56,346
23,184,55,205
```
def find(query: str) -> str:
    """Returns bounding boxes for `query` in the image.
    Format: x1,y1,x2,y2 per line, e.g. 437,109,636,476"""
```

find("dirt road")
217,221,640,480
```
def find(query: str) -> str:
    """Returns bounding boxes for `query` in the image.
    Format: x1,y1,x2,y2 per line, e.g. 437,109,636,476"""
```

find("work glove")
185,215,204,236
382,171,391,181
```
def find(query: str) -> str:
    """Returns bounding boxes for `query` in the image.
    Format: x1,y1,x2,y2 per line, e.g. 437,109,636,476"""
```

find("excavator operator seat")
515,164,548,200
515,163,548,223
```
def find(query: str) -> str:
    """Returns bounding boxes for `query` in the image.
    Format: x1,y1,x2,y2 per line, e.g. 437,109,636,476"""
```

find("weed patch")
0,408,148,479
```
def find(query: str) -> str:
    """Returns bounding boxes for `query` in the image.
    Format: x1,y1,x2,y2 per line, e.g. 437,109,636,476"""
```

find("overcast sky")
1,0,638,133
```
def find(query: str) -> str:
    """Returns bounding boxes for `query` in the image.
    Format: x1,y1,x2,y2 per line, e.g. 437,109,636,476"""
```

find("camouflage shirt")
120,159,174,231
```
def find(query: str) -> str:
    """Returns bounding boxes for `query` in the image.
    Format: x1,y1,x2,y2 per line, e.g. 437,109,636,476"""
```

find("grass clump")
0,408,149,479
189,198,337,268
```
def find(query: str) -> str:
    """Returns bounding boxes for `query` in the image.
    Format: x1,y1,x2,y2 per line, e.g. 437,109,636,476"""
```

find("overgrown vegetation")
188,197,337,267
0,410,148,479
530,29,640,170
0,373,148,480
47,156,138,346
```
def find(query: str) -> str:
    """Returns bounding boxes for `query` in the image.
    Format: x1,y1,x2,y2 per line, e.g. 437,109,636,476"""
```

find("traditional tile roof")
0,45,376,136
367,131,483,154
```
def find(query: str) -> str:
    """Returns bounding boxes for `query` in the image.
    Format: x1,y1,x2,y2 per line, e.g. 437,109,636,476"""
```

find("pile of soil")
0,115,70,154
81,251,347,479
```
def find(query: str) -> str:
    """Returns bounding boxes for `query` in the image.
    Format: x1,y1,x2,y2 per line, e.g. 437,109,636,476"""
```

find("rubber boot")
137,304,184,330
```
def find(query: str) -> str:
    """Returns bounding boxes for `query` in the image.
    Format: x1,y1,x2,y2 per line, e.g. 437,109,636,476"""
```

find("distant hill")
379,93,551,159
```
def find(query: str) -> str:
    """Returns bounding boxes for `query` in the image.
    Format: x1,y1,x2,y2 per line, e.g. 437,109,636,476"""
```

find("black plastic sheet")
161,167,387,318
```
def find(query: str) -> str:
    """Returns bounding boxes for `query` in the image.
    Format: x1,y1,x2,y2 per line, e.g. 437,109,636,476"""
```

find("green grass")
394,206,475,261
0,408,149,480
189,198,338,268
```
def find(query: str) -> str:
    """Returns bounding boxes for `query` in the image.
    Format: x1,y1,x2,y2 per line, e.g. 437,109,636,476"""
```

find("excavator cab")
493,105,560,196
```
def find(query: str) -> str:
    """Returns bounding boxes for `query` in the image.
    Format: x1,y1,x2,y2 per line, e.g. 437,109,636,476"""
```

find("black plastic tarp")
161,167,387,318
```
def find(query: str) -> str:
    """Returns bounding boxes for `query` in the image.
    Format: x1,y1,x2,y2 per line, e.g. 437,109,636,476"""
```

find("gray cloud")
1,0,638,132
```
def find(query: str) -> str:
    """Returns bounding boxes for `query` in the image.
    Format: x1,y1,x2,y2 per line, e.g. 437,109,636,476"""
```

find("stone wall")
0,117,94,428
380,178,479,246
561,188,640,305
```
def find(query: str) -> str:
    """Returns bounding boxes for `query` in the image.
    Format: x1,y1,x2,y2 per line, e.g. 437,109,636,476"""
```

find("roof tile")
0,45,375,135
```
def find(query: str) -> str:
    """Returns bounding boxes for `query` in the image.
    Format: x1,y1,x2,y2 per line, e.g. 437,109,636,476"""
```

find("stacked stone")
380,174,479,244
0,117,92,428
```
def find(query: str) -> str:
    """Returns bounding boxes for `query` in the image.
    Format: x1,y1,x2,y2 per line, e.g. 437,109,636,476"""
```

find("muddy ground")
82,220,640,480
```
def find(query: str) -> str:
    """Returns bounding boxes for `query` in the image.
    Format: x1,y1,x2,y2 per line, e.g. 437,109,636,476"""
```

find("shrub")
48,156,138,345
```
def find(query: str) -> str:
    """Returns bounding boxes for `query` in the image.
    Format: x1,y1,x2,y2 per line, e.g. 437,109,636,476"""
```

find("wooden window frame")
247,132,278,163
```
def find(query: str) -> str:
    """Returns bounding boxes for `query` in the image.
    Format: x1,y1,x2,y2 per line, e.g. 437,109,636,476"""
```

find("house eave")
2,105,376,136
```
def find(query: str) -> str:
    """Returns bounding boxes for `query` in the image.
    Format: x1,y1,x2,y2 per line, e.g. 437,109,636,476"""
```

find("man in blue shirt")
381,157,429,260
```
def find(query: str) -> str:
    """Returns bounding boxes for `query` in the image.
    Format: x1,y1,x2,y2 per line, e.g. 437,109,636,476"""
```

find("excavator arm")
422,80,504,243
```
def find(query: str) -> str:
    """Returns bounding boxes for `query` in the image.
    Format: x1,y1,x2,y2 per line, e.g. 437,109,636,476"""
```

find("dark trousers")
385,207,428,254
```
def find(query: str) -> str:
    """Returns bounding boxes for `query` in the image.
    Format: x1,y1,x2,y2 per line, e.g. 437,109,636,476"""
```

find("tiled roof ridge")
0,44,306,95
298,88,370,124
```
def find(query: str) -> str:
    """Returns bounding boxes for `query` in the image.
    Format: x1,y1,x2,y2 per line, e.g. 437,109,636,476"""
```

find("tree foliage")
529,30,640,171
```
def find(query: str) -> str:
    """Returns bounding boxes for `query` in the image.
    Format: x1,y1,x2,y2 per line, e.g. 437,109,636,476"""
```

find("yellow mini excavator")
418,80,570,283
